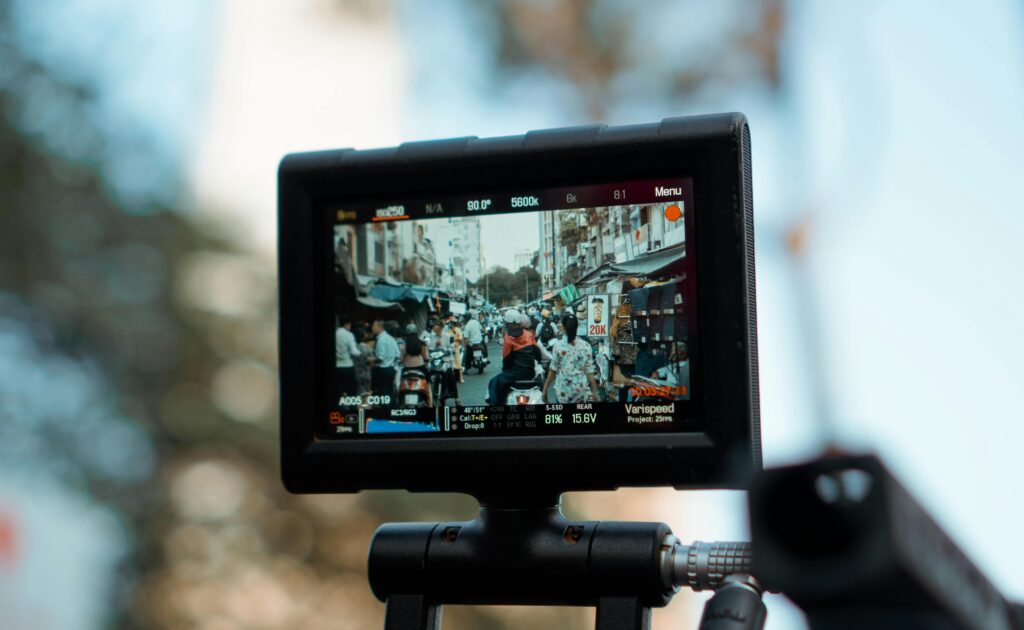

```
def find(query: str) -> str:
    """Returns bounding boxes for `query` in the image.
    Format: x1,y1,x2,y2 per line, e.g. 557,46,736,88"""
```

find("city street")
456,337,502,405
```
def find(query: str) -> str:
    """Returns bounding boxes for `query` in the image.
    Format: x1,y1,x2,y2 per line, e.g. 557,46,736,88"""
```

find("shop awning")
558,284,581,304
575,262,615,287
356,295,404,311
368,284,437,303
608,242,686,279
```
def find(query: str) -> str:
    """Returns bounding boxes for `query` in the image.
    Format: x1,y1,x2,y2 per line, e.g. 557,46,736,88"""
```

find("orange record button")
664,204,682,222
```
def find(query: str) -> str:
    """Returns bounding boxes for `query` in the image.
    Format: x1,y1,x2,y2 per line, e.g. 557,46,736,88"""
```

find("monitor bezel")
279,113,760,497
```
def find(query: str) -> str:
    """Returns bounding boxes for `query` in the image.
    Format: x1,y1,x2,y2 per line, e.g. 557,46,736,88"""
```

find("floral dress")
550,337,596,403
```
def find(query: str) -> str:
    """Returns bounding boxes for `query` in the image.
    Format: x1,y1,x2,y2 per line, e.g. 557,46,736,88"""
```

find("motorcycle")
466,342,490,374
505,361,546,405
506,379,544,405
398,367,431,407
428,348,456,408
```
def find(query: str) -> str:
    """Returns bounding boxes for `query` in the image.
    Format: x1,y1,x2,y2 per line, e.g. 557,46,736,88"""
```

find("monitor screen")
323,177,698,438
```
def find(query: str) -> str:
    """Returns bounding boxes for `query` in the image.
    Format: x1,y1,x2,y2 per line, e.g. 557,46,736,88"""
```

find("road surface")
456,337,501,405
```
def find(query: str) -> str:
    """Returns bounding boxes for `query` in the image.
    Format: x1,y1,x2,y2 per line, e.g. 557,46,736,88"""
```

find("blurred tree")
0,0,786,628
494,0,784,118
0,2,483,629
340,0,784,121
474,265,541,306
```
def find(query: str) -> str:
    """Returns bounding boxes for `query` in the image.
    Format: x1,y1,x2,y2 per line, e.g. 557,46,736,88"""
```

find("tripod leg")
595,596,651,630
384,594,441,630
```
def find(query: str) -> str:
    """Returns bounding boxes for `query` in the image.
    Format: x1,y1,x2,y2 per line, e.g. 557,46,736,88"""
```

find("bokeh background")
1,0,1023,628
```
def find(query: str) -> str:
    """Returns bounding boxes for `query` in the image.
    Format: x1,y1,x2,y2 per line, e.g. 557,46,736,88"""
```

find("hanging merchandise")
628,286,651,343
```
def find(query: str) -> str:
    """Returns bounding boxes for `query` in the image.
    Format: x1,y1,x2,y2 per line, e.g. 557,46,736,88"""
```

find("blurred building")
337,222,438,287
617,204,686,260
426,216,482,295
389,222,439,286
542,204,686,291
538,211,562,294
513,248,535,270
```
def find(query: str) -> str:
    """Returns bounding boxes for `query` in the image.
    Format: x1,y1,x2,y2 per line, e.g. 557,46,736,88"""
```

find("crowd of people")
335,311,497,404
336,301,685,407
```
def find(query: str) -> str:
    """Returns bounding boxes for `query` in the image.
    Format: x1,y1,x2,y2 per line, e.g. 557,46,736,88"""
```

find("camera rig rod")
368,498,764,630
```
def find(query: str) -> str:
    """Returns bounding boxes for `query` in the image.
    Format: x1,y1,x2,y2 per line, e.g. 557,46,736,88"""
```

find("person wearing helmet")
486,309,541,404
536,307,557,351
520,311,551,361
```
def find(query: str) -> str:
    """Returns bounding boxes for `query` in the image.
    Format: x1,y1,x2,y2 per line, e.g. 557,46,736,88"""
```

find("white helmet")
504,309,521,324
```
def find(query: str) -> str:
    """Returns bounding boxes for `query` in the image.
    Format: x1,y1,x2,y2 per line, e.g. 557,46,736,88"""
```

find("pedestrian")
449,315,465,383
354,324,373,395
370,319,400,402
542,312,600,403
335,316,361,396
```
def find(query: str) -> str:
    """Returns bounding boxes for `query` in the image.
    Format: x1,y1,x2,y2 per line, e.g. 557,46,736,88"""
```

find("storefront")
565,242,689,398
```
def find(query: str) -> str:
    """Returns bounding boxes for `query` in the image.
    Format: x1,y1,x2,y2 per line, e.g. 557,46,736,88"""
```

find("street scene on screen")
332,201,691,431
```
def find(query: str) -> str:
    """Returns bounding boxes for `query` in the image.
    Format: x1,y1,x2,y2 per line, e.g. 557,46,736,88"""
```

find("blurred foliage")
488,0,783,118
0,2,483,628
473,265,542,306
0,1,783,628
335,0,785,119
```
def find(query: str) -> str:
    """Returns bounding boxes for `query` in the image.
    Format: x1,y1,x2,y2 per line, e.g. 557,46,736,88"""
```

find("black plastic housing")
749,454,1018,630
368,508,673,608
278,112,759,497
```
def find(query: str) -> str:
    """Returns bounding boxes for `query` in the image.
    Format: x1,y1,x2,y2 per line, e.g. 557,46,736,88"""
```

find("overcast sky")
423,212,540,272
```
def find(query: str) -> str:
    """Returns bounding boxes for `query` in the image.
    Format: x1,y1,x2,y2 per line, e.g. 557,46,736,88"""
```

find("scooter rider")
535,307,557,352
463,311,486,367
486,309,541,404
520,312,551,363
402,323,429,370
428,321,460,403
399,322,432,406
